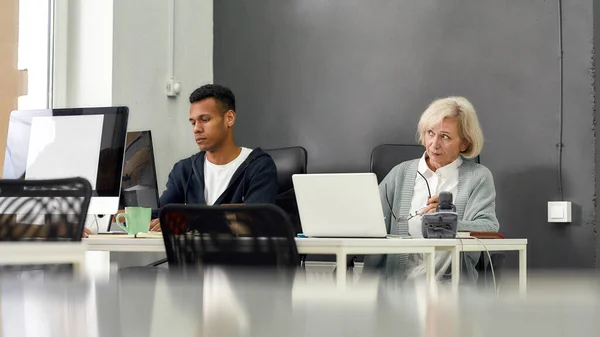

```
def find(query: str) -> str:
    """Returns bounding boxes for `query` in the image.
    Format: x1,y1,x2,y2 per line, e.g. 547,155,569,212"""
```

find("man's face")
189,98,234,152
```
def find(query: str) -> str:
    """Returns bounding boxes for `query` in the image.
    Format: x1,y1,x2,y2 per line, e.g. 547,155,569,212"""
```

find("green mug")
116,207,151,235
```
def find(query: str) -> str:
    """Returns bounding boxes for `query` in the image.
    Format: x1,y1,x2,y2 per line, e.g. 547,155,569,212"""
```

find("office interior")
1,0,600,336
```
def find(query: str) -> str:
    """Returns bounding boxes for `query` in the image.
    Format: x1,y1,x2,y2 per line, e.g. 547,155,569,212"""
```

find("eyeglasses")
384,170,432,223
417,170,432,199
396,206,429,222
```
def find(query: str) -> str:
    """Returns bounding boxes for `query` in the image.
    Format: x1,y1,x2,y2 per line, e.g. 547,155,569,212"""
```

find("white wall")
64,0,113,107
56,0,213,192
111,0,213,192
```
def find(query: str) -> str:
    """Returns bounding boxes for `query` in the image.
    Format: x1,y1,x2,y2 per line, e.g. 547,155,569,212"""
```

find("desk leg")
451,247,460,292
519,248,527,296
74,256,87,278
85,251,111,280
336,252,347,288
425,250,435,286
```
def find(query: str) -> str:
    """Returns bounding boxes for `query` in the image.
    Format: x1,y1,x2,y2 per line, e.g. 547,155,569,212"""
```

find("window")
17,0,52,109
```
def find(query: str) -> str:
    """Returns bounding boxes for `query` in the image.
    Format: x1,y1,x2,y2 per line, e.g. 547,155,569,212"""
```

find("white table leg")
85,251,112,280
74,256,87,278
336,252,347,288
451,247,460,292
519,248,527,296
425,249,435,286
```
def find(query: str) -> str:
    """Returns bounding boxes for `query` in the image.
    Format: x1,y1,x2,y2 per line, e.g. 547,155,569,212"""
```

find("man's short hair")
189,84,236,113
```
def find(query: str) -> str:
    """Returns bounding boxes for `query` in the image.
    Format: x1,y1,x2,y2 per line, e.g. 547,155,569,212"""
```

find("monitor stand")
85,214,113,233
85,196,120,233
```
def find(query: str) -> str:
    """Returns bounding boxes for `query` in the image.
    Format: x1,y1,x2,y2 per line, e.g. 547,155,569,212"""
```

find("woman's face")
424,117,467,170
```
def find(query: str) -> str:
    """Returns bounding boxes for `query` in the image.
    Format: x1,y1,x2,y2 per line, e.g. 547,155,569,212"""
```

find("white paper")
25,115,104,189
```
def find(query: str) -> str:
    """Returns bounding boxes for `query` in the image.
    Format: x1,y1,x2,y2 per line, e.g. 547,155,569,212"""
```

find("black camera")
421,191,458,239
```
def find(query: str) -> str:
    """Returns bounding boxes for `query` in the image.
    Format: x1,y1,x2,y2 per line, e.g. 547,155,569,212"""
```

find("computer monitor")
119,131,159,209
2,107,129,215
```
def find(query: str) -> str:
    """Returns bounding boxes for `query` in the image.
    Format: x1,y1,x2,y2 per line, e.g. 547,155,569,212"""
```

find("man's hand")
150,218,161,232
82,227,93,238
420,195,439,214
112,210,125,224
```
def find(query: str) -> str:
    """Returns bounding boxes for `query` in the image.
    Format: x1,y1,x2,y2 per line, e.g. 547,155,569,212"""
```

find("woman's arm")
379,176,394,235
364,167,402,270
458,167,499,232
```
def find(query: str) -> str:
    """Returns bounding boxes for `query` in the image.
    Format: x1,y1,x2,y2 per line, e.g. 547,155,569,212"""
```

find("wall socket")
166,78,181,97
547,201,571,223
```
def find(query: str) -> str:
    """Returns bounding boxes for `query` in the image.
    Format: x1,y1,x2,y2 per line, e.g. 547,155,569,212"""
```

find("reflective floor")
0,269,599,337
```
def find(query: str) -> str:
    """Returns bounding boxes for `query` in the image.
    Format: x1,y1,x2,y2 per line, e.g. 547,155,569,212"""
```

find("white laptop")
292,173,387,238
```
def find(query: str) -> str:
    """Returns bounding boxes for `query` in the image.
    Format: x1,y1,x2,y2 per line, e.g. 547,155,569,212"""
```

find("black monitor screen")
119,131,159,208
2,107,128,197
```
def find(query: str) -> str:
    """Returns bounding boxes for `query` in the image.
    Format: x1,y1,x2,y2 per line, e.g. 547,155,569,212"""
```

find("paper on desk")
87,232,162,239
25,115,104,189
87,233,134,238
135,232,162,238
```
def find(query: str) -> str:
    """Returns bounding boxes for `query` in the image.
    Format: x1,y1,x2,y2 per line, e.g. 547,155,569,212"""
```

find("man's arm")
152,163,187,219
243,157,278,204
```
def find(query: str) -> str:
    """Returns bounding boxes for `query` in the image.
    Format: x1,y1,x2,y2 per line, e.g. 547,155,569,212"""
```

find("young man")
149,84,278,231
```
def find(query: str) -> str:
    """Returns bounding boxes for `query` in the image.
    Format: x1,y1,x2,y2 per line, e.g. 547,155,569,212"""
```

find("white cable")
439,228,464,279
438,228,497,296
471,236,497,297
167,0,175,80
92,215,100,234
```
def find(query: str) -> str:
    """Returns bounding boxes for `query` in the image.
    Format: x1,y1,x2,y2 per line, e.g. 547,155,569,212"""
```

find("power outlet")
547,201,571,223
166,79,181,97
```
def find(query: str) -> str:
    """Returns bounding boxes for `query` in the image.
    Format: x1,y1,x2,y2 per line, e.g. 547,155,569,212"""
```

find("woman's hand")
420,195,439,214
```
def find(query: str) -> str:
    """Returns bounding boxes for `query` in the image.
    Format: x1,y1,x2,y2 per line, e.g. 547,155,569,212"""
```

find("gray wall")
595,0,600,268
215,0,596,269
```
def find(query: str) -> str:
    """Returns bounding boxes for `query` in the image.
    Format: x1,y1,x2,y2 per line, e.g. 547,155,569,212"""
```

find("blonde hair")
416,96,484,158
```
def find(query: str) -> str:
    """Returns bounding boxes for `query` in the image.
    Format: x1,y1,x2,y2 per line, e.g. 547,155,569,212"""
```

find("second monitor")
119,130,160,209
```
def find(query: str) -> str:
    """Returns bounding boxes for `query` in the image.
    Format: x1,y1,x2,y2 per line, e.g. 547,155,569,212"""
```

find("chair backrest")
0,177,92,241
370,144,425,183
370,144,480,183
159,204,300,271
263,146,307,195
262,146,307,234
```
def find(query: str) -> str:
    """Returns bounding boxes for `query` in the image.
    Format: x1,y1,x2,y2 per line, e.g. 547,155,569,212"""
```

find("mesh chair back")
159,204,300,271
0,177,92,241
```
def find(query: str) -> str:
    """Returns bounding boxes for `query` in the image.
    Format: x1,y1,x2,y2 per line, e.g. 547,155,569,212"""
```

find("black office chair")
0,177,92,274
0,177,92,241
159,204,300,274
370,144,426,183
370,144,481,183
263,146,307,234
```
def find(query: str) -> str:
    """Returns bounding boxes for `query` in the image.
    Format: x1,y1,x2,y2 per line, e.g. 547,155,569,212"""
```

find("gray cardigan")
364,158,500,282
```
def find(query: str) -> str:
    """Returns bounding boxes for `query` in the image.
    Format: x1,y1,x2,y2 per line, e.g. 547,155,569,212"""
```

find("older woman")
365,96,499,283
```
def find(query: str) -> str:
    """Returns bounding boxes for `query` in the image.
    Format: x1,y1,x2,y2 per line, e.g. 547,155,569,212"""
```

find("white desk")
0,242,87,275
445,238,528,294
85,237,442,287
84,237,527,292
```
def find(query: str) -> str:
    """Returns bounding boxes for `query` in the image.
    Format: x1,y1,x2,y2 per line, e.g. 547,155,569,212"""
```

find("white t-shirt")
204,147,252,205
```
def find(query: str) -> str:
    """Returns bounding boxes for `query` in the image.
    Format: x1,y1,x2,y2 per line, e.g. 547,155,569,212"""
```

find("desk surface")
83,236,527,252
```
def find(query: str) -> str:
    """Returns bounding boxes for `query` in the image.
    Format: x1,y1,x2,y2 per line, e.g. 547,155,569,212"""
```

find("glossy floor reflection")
0,269,599,337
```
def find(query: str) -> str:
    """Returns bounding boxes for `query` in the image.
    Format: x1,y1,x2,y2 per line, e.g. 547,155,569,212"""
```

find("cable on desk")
439,229,497,296
471,237,497,296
